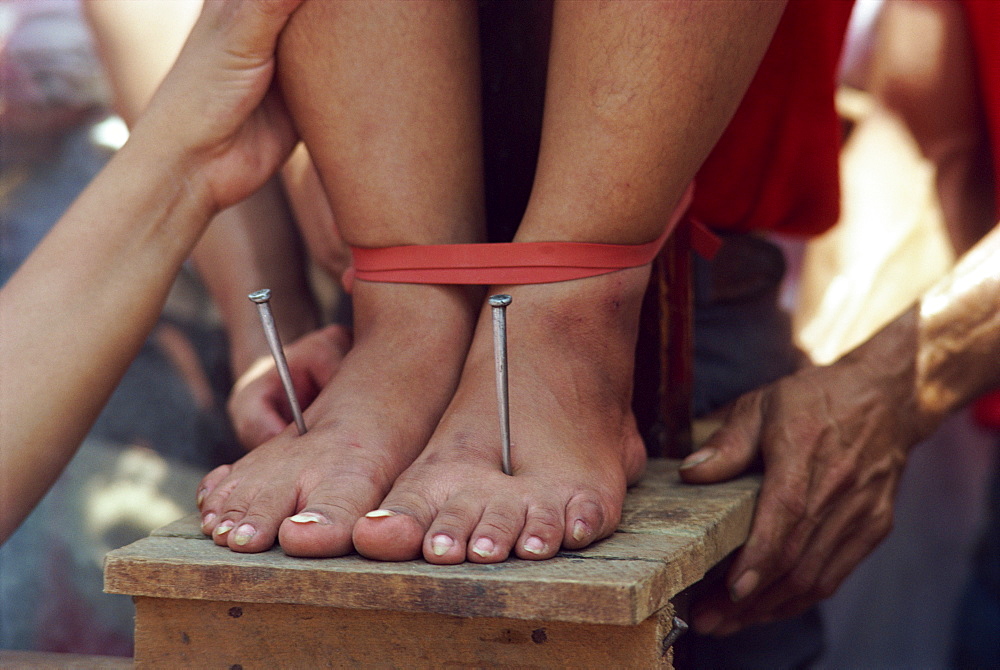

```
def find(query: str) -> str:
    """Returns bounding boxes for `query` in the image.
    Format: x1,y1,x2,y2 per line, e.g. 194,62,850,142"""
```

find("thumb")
679,390,764,484
198,0,303,62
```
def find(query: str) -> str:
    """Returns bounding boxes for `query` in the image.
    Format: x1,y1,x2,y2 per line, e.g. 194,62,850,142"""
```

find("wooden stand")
105,460,758,669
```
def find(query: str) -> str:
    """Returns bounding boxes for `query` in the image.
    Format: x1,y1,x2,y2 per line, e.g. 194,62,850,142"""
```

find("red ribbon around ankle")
345,185,716,290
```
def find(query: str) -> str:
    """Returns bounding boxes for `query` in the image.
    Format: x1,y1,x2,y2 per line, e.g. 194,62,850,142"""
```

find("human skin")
679,0,1000,635
83,0,327,407
196,0,788,560
681,217,1000,634
0,0,303,544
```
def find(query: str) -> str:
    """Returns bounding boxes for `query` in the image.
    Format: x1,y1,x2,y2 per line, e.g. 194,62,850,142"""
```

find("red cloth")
962,0,1000,428
962,0,1000,213
347,186,695,288
691,0,855,236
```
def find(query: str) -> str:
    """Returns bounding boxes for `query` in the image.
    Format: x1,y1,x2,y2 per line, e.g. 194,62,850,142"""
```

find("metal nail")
248,289,307,435
489,294,512,475
661,616,689,655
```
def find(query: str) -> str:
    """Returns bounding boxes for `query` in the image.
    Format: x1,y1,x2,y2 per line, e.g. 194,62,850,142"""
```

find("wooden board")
132,597,678,669
105,460,759,627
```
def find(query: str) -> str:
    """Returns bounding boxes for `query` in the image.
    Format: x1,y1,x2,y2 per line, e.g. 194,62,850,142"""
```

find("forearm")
917,221,1000,422
191,178,320,376
848,221,1000,438
0,135,214,540
87,0,319,376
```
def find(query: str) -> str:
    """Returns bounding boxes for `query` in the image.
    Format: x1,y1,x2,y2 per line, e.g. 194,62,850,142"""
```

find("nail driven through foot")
489,294,513,476
248,289,307,435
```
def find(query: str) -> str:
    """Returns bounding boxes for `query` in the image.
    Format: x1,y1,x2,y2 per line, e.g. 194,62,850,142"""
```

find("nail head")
248,288,271,304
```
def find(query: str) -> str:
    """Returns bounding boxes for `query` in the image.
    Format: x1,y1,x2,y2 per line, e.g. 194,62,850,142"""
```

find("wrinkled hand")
228,324,352,450
130,0,303,211
679,344,923,636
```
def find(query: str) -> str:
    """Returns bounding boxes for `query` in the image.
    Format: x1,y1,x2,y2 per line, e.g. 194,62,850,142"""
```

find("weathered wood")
0,650,132,669
105,460,759,628
133,597,677,669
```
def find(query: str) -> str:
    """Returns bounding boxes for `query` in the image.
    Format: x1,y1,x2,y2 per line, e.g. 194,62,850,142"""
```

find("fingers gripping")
680,391,765,483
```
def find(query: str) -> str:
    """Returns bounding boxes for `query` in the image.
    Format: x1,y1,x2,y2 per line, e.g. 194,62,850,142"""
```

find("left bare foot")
352,266,650,563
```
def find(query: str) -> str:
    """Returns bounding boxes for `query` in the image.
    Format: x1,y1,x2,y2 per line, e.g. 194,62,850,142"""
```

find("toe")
197,464,231,510
352,480,440,562
515,500,564,560
422,490,490,564
278,482,378,557
224,506,286,553
466,496,525,563
279,509,354,558
563,492,619,550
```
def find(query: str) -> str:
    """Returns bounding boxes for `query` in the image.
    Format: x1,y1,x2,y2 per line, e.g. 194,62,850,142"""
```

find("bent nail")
431,534,454,556
232,524,256,546
289,512,323,524
472,537,495,558
365,509,396,519
680,448,716,470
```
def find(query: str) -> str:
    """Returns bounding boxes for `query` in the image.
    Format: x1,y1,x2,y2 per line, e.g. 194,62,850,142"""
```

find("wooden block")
107,460,758,667
105,460,758,628
132,597,679,669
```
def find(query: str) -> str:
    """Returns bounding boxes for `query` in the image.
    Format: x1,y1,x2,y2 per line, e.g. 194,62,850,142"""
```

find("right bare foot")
197,281,479,556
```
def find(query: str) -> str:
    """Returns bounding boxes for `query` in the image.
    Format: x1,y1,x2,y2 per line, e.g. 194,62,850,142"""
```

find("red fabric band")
348,186,704,288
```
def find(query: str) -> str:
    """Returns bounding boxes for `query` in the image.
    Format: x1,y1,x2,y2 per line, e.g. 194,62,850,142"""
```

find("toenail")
572,519,590,543
215,520,234,535
201,512,216,528
365,509,396,519
289,512,324,524
680,448,716,470
232,524,256,546
523,536,546,555
431,534,454,556
196,488,207,506
472,537,495,558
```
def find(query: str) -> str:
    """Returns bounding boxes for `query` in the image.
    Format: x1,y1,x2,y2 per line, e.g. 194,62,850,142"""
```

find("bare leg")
354,0,787,563
198,0,484,555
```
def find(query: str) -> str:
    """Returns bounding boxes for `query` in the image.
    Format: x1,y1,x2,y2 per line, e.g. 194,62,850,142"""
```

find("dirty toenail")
523,536,546,555
232,524,256,546
196,488,207,506
201,512,216,528
289,512,324,524
365,509,396,518
472,537,495,558
680,448,716,470
431,534,454,556
572,519,590,543
215,520,234,535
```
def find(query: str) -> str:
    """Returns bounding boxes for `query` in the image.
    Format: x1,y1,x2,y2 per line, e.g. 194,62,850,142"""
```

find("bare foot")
352,267,650,563
197,281,479,556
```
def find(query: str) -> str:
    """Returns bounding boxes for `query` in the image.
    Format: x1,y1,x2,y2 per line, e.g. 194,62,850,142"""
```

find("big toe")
353,508,428,561
278,509,355,558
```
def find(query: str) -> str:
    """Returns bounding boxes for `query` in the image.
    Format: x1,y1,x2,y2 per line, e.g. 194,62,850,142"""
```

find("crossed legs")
198,0,786,561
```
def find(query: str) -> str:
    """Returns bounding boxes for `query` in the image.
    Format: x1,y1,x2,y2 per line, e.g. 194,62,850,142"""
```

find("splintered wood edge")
105,459,759,626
